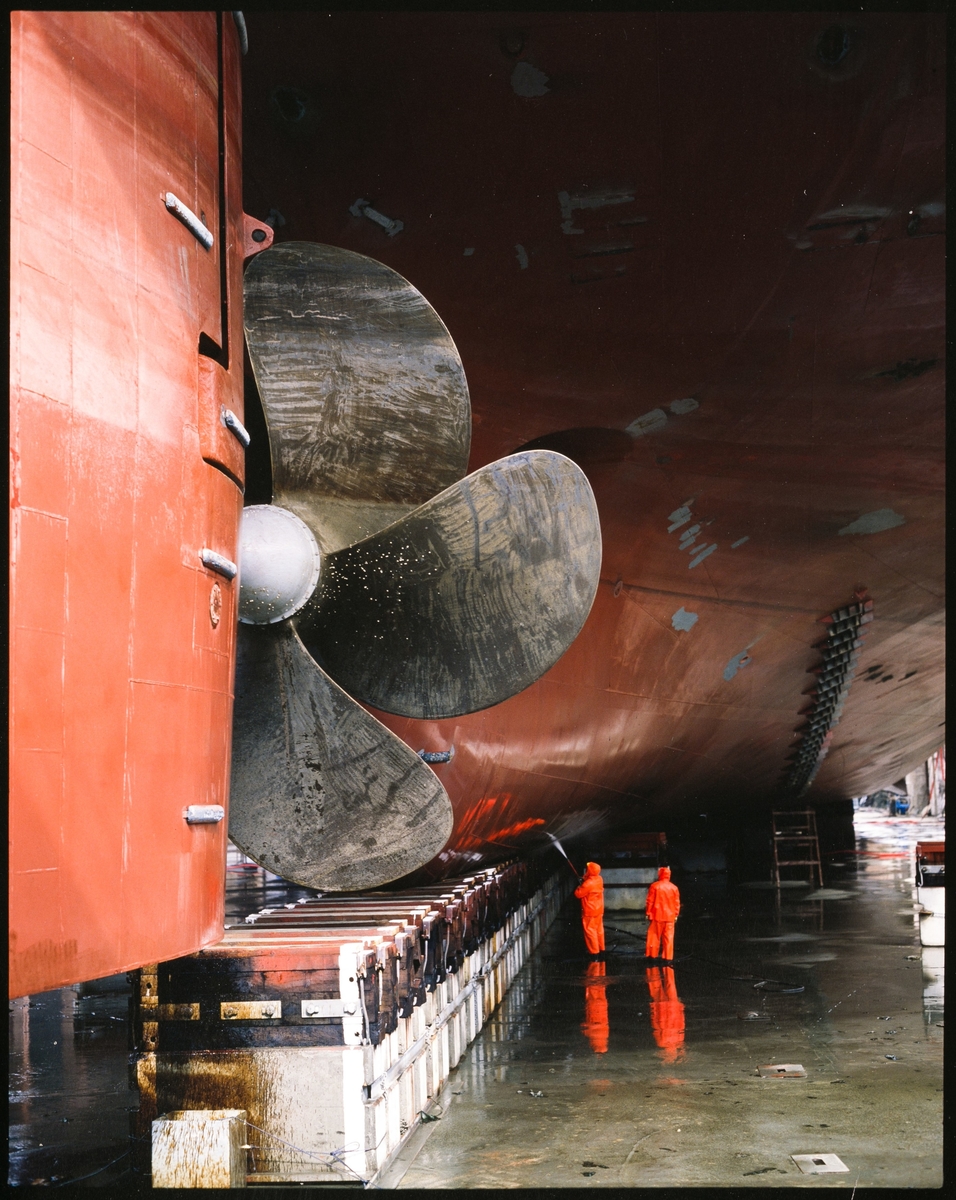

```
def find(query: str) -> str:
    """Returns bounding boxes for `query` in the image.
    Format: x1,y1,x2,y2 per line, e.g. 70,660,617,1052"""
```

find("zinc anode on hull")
240,11,944,875
9,12,249,996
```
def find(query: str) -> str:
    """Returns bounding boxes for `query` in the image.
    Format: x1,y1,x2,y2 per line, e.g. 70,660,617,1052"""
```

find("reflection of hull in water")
241,10,944,877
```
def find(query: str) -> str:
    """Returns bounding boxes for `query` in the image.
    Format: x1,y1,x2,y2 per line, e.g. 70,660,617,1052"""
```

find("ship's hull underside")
239,10,944,877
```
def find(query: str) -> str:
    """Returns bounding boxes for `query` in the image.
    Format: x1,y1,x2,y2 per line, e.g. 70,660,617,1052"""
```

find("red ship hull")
9,12,944,999
239,11,944,874
9,11,253,996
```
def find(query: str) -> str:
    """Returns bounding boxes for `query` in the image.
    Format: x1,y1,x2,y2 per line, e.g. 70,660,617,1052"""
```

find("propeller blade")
243,241,471,553
229,623,454,890
298,450,602,719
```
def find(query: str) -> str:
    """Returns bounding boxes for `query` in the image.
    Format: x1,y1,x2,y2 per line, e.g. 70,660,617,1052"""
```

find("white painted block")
919,911,944,946
604,886,649,910
917,885,945,916
602,868,658,883
152,1108,246,1188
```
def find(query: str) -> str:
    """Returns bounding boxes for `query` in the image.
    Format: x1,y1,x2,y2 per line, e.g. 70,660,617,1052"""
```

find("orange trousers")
645,919,675,960
582,915,605,954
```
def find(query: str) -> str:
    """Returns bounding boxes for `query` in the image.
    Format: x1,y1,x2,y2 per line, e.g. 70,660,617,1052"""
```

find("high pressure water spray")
545,832,581,878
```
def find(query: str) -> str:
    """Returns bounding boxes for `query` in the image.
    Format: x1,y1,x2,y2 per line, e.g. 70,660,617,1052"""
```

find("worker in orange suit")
646,966,685,1063
645,865,680,963
582,959,609,1053
574,861,605,956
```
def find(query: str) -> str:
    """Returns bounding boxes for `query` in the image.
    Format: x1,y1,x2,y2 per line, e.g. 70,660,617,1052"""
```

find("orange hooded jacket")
574,862,605,916
645,866,680,922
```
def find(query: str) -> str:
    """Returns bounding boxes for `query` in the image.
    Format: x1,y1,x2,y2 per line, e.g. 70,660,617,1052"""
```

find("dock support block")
151,1108,247,1188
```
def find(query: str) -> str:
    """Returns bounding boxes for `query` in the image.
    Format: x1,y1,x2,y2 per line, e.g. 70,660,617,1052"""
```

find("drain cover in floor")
758,1064,807,1078
791,1153,849,1174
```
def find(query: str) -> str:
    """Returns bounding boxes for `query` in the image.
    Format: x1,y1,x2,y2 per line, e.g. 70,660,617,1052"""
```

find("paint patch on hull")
671,608,698,632
723,648,755,681
511,62,550,97
838,509,906,536
688,543,717,569
626,408,667,437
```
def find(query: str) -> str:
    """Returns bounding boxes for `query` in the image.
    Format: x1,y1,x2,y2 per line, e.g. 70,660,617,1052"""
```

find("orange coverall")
574,861,605,955
645,866,680,961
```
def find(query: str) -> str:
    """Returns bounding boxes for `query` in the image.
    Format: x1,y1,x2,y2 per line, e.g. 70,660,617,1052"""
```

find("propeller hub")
238,505,321,624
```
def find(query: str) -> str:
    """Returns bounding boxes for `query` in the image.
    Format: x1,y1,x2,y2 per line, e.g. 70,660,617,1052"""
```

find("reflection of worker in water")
574,861,605,956
646,966,685,1062
582,960,610,1053
645,865,680,963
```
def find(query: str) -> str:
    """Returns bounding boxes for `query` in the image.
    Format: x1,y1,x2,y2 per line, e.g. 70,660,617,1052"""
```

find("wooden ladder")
771,810,823,888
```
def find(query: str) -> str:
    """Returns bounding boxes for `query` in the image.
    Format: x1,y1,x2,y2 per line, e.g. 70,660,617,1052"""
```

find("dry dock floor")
388,816,943,1189
8,814,944,1188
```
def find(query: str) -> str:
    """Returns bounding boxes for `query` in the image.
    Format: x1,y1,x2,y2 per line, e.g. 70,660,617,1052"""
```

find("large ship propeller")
230,242,601,889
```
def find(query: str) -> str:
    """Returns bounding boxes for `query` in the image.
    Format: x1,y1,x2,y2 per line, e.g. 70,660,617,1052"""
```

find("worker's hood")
585,861,601,876
657,866,671,880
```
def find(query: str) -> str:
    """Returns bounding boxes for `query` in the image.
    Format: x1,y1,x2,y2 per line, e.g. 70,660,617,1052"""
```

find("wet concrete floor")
389,814,944,1189
8,978,141,1188
7,816,944,1188
6,860,319,1189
